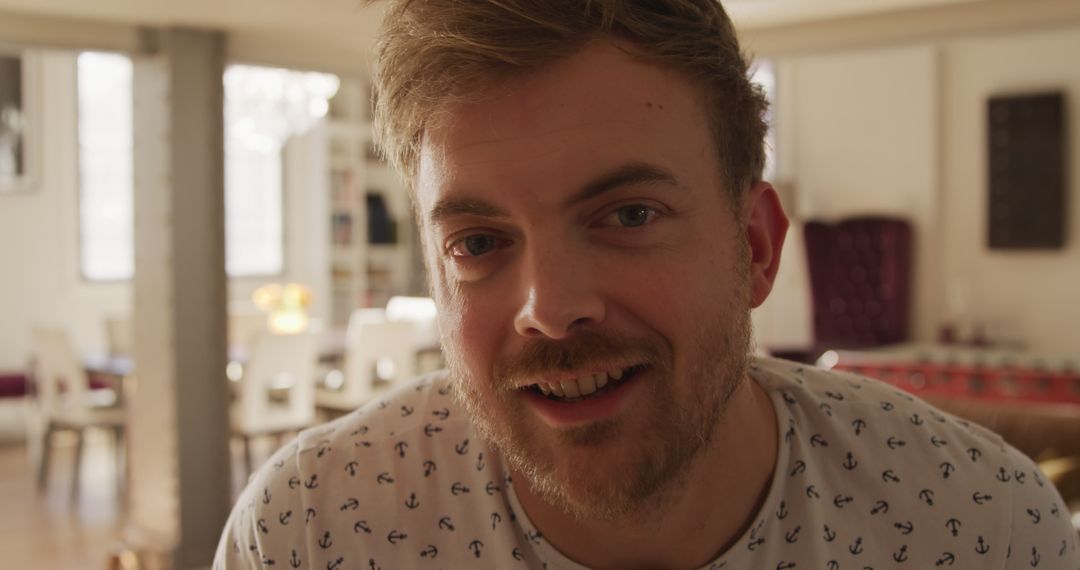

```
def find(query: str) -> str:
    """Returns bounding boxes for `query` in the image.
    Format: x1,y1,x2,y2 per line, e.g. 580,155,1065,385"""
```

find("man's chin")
507,428,680,522
530,458,677,523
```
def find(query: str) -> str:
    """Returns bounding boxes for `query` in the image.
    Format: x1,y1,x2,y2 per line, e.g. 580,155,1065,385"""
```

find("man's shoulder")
295,369,463,456
222,370,470,521
751,356,1009,456
216,371,521,569
270,370,483,500
749,357,1079,567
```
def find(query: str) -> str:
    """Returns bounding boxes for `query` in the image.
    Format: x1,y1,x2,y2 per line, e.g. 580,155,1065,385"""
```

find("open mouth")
525,364,648,403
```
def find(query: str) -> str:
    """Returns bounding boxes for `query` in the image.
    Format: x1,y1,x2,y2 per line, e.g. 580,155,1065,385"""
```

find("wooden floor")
0,425,289,570
0,431,124,570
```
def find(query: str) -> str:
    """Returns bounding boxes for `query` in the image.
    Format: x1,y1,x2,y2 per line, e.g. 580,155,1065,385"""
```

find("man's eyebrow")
563,162,682,208
427,162,680,226
429,198,509,227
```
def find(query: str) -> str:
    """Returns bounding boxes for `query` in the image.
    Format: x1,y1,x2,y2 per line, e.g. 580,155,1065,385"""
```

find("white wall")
755,23,1080,356
754,45,940,350
0,50,130,371
0,51,330,371
940,26,1080,355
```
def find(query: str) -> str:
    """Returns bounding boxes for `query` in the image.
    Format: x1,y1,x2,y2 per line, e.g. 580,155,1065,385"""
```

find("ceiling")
0,0,384,37
0,0,1029,74
0,0,991,38
724,0,987,27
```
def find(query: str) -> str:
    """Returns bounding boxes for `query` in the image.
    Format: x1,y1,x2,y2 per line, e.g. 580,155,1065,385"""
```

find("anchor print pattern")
214,359,1080,569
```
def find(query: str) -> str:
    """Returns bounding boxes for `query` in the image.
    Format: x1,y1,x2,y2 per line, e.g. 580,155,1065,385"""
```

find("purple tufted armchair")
803,216,913,350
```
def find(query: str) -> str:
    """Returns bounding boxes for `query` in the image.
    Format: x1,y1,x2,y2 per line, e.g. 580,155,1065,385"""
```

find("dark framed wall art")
987,91,1068,250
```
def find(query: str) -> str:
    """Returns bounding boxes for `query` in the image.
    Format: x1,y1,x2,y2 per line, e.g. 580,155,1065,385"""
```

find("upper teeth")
535,368,627,399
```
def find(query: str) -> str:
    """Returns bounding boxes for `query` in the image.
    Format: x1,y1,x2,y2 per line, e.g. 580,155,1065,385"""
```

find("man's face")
416,41,757,520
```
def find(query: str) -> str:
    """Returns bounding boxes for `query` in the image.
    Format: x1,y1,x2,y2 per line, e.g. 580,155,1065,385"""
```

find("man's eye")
612,204,657,228
450,234,498,257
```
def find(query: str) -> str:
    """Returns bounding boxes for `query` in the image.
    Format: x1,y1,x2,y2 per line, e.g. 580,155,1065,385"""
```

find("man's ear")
742,181,789,308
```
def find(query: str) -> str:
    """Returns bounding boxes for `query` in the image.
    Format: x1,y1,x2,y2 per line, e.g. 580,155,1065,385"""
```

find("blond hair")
370,0,768,202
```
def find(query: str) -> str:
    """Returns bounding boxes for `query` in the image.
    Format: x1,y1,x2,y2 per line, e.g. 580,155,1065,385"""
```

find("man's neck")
510,375,779,570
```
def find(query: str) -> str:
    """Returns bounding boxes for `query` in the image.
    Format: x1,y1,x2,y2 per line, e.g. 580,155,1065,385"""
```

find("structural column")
129,28,231,569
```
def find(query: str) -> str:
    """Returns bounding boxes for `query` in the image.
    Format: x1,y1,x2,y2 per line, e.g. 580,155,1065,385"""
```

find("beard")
446,265,753,523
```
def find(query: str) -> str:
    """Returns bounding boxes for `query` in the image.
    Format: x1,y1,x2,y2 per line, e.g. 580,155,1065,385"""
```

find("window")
77,55,339,281
751,59,777,181
78,52,134,281
223,65,339,277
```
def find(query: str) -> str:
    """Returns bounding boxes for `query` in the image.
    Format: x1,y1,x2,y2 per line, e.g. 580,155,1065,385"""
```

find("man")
216,1,1079,568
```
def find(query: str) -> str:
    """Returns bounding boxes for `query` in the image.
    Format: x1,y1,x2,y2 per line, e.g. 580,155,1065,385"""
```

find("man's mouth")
525,364,648,403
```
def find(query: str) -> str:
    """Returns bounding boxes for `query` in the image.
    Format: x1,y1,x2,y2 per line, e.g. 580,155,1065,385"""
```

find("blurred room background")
0,0,1077,567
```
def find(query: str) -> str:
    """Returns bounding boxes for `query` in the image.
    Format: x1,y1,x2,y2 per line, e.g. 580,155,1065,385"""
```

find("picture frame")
0,49,38,194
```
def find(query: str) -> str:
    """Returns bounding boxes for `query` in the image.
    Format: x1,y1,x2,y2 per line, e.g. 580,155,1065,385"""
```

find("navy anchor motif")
387,530,407,545
946,518,961,536
823,525,837,542
790,460,807,476
784,525,801,544
842,452,858,470
940,461,956,479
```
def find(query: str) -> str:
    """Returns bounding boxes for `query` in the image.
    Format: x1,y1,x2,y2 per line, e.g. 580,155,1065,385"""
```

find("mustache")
492,329,669,389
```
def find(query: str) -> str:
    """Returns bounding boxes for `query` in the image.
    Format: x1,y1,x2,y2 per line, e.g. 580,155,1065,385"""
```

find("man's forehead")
433,44,694,140
415,43,710,213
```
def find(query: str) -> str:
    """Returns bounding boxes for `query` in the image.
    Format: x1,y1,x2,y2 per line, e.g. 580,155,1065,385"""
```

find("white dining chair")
104,316,134,357
29,327,125,498
386,296,443,372
316,309,417,414
228,312,268,356
231,332,320,477
386,296,439,348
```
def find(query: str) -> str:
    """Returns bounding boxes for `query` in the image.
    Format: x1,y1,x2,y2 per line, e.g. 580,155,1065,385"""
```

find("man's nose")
512,245,606,340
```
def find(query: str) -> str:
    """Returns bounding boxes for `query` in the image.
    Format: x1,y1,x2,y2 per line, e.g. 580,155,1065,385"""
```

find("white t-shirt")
215,357,1079,569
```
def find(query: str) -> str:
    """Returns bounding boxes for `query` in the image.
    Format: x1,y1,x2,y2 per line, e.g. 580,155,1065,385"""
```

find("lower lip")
520,371,643,428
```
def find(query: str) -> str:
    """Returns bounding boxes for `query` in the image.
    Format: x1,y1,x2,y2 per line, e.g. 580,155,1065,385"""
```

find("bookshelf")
315,79,414,327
